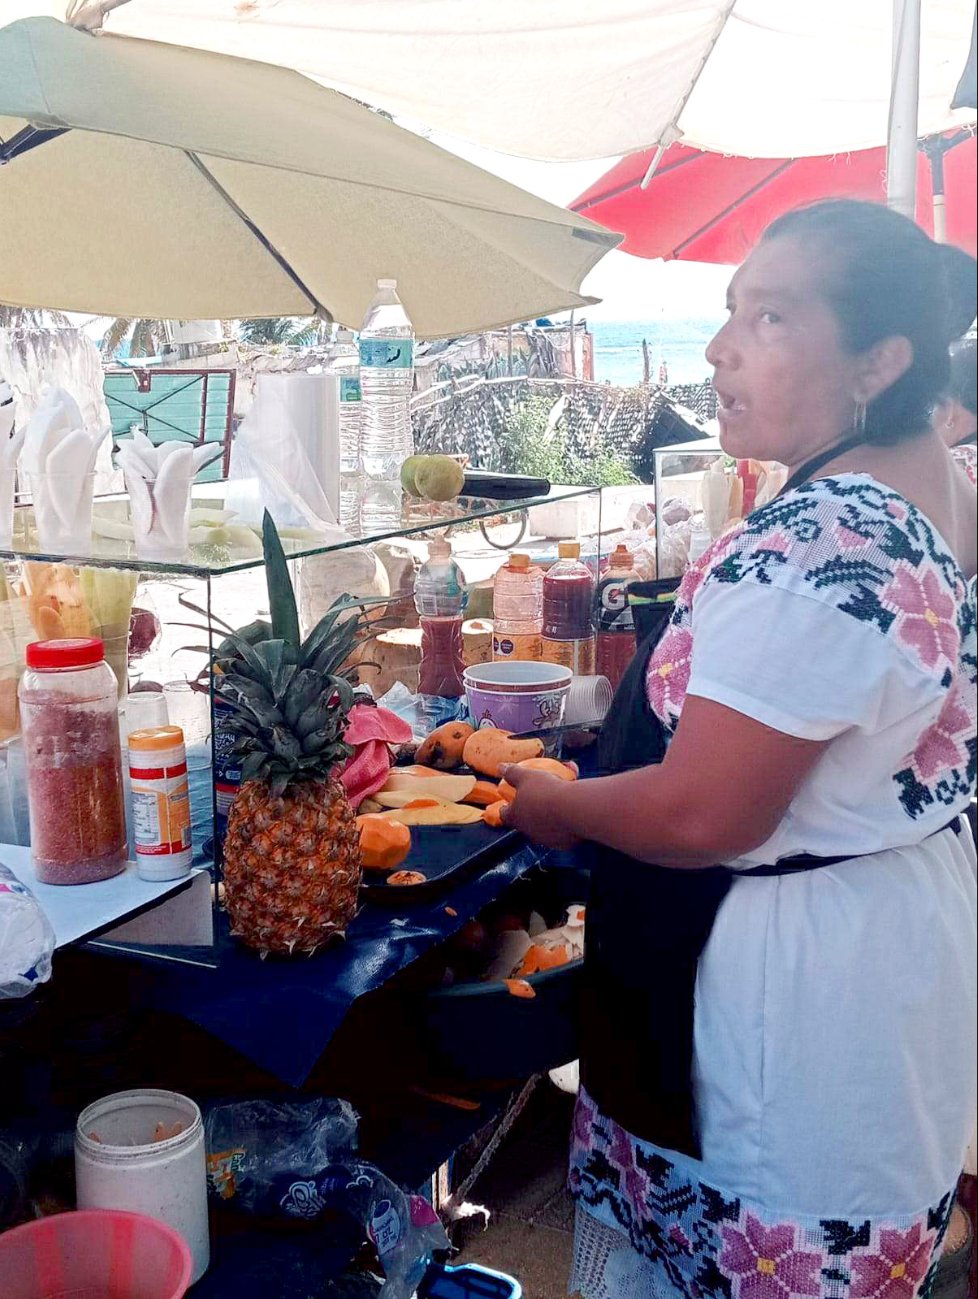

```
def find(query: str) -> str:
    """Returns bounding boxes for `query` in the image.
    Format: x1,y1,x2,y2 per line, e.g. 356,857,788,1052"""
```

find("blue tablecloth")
138,844,543,1087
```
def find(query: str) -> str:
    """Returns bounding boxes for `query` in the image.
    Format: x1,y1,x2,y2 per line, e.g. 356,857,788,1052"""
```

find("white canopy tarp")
5,0,975,161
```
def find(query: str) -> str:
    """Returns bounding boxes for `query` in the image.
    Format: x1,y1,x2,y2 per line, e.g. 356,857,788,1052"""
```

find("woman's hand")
499,764,581,850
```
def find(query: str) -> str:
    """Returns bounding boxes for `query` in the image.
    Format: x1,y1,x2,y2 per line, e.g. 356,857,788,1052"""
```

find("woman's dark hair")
762,200,977,444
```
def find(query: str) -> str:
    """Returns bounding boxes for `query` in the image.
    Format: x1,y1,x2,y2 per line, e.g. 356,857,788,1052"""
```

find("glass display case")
1,482,609,968
652,438,787,578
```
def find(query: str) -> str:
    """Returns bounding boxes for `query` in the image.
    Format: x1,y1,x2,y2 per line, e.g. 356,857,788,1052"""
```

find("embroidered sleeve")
951,443,977,488
686,580,945,741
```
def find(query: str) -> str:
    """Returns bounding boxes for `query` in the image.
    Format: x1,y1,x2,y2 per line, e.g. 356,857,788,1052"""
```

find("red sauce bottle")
540,541,596,675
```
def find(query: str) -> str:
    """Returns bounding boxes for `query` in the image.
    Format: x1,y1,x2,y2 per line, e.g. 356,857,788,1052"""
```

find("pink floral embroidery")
882,564,959,670
647,625,692,720
952,443,978,488
910,682,975,781
571,1090,596,1157
850,1223,934,1299
836,521,873,550
886,499,910,523
670,1223,693,1252
758,530,793,555
607,1122,651,1214
719,1214,822,1299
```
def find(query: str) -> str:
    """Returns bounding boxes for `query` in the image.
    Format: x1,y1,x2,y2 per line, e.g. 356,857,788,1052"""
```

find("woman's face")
705,235,862,467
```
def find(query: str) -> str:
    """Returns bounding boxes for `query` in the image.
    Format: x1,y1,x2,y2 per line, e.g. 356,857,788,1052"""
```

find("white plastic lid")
336,328,355,342
377,278,397,289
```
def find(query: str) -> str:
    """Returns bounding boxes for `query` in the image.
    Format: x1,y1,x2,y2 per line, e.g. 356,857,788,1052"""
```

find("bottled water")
492,552,543,662
327,329,363,531
358,279,415,532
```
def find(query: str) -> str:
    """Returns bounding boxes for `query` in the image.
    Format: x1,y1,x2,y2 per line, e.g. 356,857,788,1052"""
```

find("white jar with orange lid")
128,726,193,881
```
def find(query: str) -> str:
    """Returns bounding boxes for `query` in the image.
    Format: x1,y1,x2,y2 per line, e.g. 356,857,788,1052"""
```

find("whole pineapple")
217,514,372,956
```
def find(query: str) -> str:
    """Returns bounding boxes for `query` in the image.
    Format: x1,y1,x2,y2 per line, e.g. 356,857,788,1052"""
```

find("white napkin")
0,381,25,548
21,386,110,551
117,432,221,558
0,381,16,444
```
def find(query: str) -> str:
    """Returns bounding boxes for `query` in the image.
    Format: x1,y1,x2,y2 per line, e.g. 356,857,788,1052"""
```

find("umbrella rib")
571,150,703,213
184,150,333,322
671,160,794,258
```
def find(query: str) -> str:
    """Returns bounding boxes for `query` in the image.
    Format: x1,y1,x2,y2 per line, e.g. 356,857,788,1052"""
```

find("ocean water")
589,317,721,388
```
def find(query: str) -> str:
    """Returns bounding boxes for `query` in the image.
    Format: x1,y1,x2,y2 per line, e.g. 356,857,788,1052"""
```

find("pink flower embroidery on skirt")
719,1214,823,1299
849,1222,935,1299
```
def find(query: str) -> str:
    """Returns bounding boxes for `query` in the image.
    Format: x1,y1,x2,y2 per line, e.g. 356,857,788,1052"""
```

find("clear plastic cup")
25,470,96,557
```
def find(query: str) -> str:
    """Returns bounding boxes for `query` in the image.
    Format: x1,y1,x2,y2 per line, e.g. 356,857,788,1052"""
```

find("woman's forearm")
552,767,739,867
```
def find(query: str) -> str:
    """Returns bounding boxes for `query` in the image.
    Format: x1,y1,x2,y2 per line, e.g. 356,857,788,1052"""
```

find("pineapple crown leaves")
221,646,358,796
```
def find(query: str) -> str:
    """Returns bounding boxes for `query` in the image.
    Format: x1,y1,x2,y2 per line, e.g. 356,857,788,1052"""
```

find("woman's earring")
852,401,867,435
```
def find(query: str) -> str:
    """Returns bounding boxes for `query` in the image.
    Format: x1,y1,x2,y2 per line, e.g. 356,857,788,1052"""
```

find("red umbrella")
570,133,976,263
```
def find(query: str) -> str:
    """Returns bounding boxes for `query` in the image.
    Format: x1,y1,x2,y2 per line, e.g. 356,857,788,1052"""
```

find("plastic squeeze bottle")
415,539,468,697
595,544,640,691
540,541,596,675
492,552,543,662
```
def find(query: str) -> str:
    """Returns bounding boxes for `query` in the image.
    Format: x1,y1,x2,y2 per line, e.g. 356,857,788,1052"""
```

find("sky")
429,129,734,322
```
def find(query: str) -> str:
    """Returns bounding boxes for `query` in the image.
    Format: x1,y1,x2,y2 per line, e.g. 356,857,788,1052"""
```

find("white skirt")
693,827,977,1217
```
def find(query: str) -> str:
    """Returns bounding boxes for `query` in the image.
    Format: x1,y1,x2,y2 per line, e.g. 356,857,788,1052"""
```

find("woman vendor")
502,200,977,1299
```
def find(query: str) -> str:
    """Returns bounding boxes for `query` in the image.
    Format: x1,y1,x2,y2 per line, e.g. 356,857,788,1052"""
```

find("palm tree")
0,306,72,329
236,317,328,347
101,317,170,358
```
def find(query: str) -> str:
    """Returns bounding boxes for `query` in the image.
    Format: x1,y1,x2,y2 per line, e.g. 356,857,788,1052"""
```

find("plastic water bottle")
328,329,363,531
492,552,543,662
415,539,468,698
359,279,415,532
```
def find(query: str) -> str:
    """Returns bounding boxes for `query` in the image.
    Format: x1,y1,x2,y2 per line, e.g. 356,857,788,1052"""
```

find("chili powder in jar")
19,638,127,885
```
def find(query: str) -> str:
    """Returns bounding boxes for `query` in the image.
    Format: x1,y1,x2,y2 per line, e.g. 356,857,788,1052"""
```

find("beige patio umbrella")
0,17,618,337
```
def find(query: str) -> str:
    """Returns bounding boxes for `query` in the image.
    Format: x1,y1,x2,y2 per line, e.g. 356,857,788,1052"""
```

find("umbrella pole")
887,0,922,218
927,144,948,242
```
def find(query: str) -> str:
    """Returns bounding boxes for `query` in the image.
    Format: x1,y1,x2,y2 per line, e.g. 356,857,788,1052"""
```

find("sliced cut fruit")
498,757,577,801
378,802,484,826
377,772,477,804
387,870,426,887
503,978,536,1000
463,780,505,806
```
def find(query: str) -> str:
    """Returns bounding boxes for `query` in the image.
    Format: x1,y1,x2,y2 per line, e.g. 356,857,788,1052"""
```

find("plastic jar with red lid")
18,638,127,885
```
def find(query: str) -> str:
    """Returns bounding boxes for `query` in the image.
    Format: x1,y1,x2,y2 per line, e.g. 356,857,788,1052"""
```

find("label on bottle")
540,636,595,675
339,376,362,402
492,633,542,661
213,696,244,852
358,339,414,370
596,575,635,633
130,763,191,857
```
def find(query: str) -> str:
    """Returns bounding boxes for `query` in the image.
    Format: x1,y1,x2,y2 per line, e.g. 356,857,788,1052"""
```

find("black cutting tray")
361,820,520,903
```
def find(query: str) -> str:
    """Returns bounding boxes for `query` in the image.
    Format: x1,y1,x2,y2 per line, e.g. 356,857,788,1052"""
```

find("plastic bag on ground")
0,860,55,999
203,1099,448,1299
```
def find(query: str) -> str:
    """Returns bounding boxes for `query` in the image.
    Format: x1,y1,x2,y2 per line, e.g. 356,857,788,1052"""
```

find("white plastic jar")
75,1088,210,1283
128,725,193,881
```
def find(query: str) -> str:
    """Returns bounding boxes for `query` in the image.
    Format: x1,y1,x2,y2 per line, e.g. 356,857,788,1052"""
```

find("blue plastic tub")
419,1262,523,1298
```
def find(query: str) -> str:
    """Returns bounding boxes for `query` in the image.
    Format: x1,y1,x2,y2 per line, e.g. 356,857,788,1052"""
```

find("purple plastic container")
463,662,571,741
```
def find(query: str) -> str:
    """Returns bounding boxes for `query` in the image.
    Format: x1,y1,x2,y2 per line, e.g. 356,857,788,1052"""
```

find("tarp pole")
887,0,922,217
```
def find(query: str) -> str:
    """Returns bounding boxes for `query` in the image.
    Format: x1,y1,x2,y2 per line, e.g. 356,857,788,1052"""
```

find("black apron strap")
778,432,866,497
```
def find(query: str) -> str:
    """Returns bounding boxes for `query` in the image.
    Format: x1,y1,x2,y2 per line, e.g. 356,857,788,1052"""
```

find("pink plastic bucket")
0,1209,192,1299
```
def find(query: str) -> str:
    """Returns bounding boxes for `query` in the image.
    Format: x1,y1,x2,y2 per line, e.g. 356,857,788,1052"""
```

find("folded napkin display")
0,380,25,549
116,431,222,559
21,386,110,554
